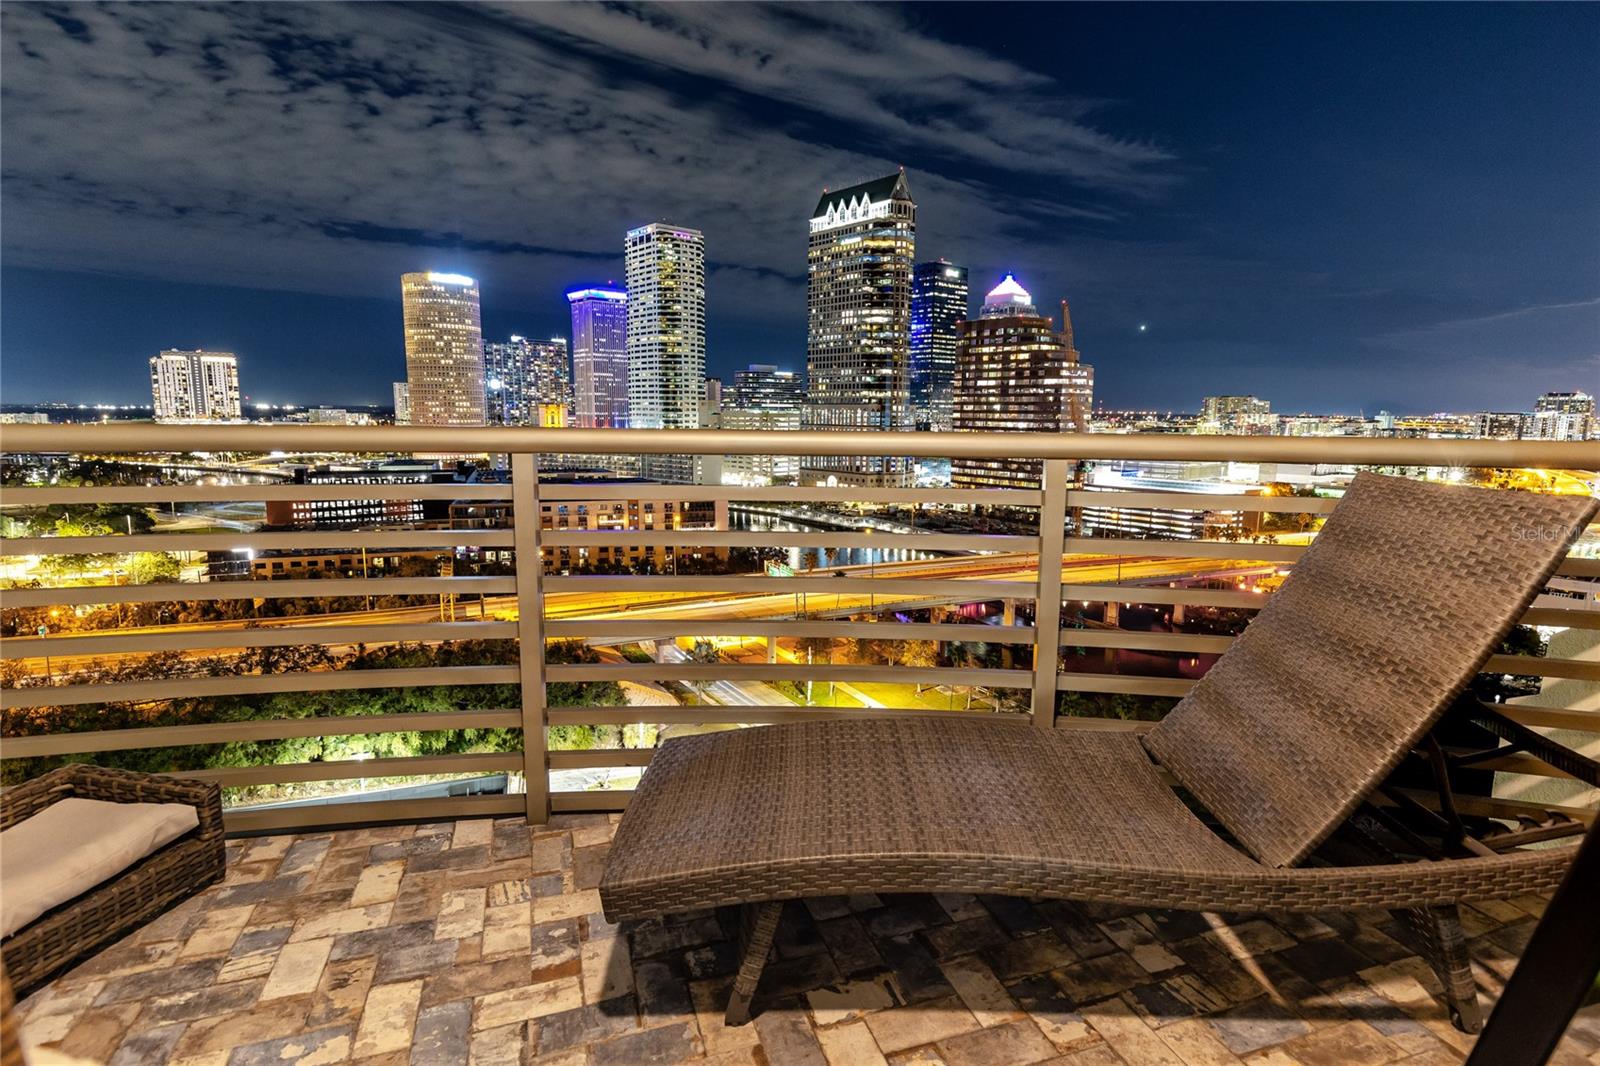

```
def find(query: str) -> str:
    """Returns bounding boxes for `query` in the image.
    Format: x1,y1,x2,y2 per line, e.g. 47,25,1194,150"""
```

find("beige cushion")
0,797,198,938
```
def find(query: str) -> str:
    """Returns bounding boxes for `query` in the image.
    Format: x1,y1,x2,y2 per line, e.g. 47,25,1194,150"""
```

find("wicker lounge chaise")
600,473,1599,1031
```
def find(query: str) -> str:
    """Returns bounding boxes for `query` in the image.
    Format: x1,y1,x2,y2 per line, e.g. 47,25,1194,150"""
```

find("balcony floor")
14,815,1600,1066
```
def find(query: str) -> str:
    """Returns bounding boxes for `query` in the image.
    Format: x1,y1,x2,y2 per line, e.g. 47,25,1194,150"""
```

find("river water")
729,507,953,570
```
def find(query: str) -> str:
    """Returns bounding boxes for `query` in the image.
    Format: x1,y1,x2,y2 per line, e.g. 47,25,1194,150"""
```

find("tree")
685,639,720,705
125,552,180,585
792,635,833,706
899,639,940,693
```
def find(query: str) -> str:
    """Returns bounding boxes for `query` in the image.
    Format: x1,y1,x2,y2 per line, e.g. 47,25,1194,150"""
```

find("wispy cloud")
0,1,1178,313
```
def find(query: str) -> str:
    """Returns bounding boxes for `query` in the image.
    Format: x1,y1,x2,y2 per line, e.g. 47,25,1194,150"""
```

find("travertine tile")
352,978,423,1058
260,937,334,1000
20,820,1592,1066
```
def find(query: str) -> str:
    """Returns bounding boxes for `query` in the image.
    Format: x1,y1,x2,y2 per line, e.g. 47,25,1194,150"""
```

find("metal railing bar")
1061,537,1303,563
1054,717,1156,734
511,451,550,824
1066,489,1342,515
543,663,1030,687
541,576,1033,598
549,790,630,812
1058,584,1267,609
0,575,516,608
1497,706,1600,733
0,665,520,709
545,706,1032,726
537,484,1038,505
223,793,523,835
167,751,520,786
541,619,1038,644
0,483,514,505
538,529,1038,552
0,709,523,758
5,423,1596,468
1057,630,1235,654
1521,607,1600,629
1,529,515,554
1483,655,1600,682
0,620,519,660
1055,674,1197,697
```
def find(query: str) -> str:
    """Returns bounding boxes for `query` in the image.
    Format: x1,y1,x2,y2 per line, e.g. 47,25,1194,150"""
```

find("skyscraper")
401,272,485,427
484,335,572,426
803,171,916,486
149,349,241,422
625,223,706,483
910,260,968,432
950,275,1093,491
567,288,629,430
1200,395,1274,434
392,381,411,425
1531,391,1595,441
722,364,805,486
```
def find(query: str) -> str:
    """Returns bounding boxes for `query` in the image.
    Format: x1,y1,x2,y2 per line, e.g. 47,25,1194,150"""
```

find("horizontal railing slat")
6,422,1596,467
0,709,523,757
1066,489,1342,514
544,663,1030,687
542,619,1037,644
0,482,513,505
168,751,520,787
1,529,515,554
0,665,520,709
537,483,1039,506
549,790,631,812
545,706,1031,726
224,793,523,834
0,620,518,659
542,575,1032,598
539,529,1038,552
0,575,515,608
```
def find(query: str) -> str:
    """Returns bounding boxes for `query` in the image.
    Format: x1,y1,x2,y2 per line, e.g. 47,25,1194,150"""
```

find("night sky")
2,3,1596,413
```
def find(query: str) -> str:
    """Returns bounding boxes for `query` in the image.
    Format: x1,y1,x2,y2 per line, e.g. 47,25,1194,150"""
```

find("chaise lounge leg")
725,901,784,1026
1395,903,1482,1034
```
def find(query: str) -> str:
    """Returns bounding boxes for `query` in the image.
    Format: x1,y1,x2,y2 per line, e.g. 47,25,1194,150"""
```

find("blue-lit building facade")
566,288,629,429
909,260,968,432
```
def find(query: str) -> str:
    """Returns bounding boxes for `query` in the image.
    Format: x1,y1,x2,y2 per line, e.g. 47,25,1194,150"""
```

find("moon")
1138,323,1148,332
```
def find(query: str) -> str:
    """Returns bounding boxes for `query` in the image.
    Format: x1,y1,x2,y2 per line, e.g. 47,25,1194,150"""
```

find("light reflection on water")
730,508,952,570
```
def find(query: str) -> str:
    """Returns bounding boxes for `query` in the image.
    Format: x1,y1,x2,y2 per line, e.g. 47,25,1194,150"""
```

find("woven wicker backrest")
1144,472,1597,869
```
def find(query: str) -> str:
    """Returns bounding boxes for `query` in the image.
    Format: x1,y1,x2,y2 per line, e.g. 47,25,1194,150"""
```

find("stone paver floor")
14,814,1600,1065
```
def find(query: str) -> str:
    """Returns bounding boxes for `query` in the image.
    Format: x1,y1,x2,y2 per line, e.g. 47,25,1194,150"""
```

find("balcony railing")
1,423,1595,834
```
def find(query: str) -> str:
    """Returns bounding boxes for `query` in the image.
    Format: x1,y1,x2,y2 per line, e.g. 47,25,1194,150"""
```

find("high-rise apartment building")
484,335,572,426
625,223,706,483
803,172,916,486
392,382,411,425
401,272,485,427
722,364,805,486
567,288,629,429
1473,411,1529,440
1531,391,1595,441
1200,394,1274,434
950,275,1093,491
910,260,968,432
149,349,241,422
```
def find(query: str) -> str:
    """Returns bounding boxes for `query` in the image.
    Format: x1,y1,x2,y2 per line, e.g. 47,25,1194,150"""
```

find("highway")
10,551,1273,676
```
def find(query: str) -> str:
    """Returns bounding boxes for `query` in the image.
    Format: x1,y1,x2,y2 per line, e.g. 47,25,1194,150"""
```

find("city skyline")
2,4,1595,412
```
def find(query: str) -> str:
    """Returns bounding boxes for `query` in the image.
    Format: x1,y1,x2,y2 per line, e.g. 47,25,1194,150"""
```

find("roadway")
11,551,1273,675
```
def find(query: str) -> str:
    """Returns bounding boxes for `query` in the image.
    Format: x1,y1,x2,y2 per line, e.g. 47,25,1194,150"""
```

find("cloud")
0,0,1178,318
